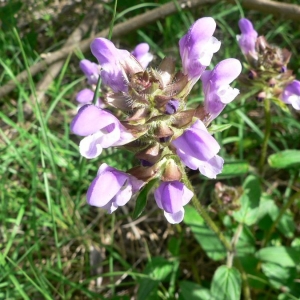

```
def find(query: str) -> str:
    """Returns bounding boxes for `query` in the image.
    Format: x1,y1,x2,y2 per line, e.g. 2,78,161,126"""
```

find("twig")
226,0,300,21
0,0,216,98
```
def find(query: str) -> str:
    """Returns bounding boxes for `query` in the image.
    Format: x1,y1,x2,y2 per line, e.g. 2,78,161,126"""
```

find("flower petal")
282,80,300,110
90,38,130,92
131,43,153,68
114,183,133,206
164,208,185,224
172,127,220,161
237,18,258,56
79,59,100,85
179,17,219,79
79,132,104,159
71,105,119,136
182,186,194,206
76,89,95,104
87,171,127,207
209,58,242,86
198,155,224,179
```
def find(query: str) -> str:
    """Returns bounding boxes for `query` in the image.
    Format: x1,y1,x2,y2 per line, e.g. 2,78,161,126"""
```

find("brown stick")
227,0,300,20
0,0,216,98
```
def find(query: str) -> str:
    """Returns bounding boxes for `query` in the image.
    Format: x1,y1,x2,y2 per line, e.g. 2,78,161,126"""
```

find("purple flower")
281,80,300,110
201,58,242,121
79,59,100,85
166,99,180,114
70,105,134,158
237,18,258,57
76,88,105,108
91,38,131,92
131,43,153,69
172,120,224,178
179,17,221,81
154,181,193,224
87,163,144,213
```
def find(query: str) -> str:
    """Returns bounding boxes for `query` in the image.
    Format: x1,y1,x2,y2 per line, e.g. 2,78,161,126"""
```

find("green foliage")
1,0,300,299
179,281,211,300
137,257,174,300
268,150,300,169
256,246,300,268
132,179,158,219
210,266,242,300
216,161,249,179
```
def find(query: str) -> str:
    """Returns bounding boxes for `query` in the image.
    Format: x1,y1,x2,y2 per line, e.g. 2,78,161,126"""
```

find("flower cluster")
237,18,300,110
71,17,242,223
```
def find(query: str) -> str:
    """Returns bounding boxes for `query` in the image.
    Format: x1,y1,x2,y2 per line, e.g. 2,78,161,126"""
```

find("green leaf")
210,266,242,300
232,175,261,226
133,179,158,219
138,257,173,300
239,256,267,290
216,161,249,179
268,150,300,169
256,247,300,267
179,281,211,300
271,97,290,112
257,194,295,238
208,123,232,134
261,262,297,291
184,205,226,261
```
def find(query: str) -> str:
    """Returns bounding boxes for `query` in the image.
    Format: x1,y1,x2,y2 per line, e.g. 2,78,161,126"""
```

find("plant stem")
182,175,232,253
236,258,252,300
263,191,300,247
227,223,243,268
259,97,271,173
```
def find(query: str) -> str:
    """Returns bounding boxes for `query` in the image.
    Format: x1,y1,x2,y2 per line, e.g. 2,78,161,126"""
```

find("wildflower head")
237,18,297,111
71,17,241,223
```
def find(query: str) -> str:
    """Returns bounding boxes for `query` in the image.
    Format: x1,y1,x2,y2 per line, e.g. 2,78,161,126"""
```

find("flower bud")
161,160,182,182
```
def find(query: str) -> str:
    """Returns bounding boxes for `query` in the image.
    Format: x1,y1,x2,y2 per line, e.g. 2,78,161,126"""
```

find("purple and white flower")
131,43,153,69
281,80,300,110
91,38,131,92
79,59,100,85
179,17,221,81
87,163,144,213
154,181,193,224
201,58,242,121
70,105,134,159
237,18,258,58
172,120,224,179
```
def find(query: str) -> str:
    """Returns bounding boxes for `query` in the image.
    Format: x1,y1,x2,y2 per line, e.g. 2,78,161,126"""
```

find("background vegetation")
0,0,300,299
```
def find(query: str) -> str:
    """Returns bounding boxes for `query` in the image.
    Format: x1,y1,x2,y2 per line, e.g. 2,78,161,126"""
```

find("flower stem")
259,97,271,173
227,223,243,268
182,175,233,253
